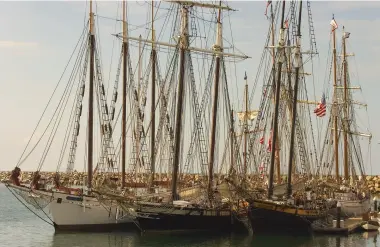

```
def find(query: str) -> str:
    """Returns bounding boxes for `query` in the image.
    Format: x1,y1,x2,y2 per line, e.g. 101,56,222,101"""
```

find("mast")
332,15,339,181
171,6,188,201
342,26,349,180
208,2,223,200
268,2,281,184
267,0,286,199
149,0,156,192
286,0,302,198
87,0,95,190
137,34,142,168
243,72,248,176
121,0,128,189
230,109,234,173
271,2,282,185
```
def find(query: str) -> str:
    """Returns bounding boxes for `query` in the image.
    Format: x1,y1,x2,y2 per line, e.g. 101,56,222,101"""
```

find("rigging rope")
16,24,89,168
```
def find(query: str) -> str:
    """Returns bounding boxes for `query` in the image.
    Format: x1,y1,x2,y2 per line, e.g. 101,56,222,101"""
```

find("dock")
312,217,364,235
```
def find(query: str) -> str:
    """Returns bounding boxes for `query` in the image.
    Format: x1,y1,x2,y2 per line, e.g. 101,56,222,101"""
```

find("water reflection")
48,231,376,247
363,232,378,247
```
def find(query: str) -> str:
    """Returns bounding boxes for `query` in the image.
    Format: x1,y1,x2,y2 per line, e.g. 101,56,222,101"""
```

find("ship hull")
6,184,136,232
340,199,370,217
248,200,323,234
135,203,245,232
327,199,370,218
50,194,136,232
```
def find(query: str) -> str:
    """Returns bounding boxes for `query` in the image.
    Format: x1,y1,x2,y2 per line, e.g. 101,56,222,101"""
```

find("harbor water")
0,184,377,247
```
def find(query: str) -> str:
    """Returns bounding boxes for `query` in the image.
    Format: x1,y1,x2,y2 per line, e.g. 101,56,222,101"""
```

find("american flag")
314,93,327,117
330,17,338,32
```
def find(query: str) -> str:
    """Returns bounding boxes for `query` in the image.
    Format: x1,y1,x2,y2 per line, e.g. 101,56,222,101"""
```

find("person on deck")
10,167,21,186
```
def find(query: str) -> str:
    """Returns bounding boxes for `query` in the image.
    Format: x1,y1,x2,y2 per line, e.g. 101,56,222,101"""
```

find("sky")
0,1,379,174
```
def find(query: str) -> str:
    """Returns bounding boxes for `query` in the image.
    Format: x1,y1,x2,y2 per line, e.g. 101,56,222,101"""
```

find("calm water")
0,184,378,247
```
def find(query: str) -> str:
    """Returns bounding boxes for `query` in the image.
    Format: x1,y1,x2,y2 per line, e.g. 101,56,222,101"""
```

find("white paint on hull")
362,223,379,231
49,194,133,226
6,184,134,228
339,199,370,217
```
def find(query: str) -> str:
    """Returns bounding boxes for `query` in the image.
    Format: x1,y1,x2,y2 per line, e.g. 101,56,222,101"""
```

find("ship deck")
312,217,364,235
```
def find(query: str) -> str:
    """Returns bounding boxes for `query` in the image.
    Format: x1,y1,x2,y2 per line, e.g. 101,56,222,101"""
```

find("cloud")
0,41,37,47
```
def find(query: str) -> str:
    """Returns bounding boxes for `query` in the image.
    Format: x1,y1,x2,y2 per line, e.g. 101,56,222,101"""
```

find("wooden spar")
342,27,349,180
149,0,156,192
171,6,188,201
113,34,249,59
88,0,95,190
121,0,128,189
332,15,339,181
285,27,296,177
208,1,222,201
243,72,248,176
286,0,303,198
268,0,286,199
137,34,142,169
269,1,281,185
230,109,234,174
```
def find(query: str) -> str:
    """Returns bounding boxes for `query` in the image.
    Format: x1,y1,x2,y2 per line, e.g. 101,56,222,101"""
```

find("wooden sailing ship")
230,0,331,233
317,16,372,218
96,0,253,232
6,0,137,231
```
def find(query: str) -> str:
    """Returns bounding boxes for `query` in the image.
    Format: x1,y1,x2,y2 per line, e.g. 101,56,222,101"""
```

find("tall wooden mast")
230,109,234,173
332,15,339,181
342,26,349,180
149,0,157,192
121,0,128,188
137,34,142,169
243,72,248,176
267,0,286,198
208,1,223,200
268,2,281,184
286,0,302,198
87,0,95,190
171,6,188,201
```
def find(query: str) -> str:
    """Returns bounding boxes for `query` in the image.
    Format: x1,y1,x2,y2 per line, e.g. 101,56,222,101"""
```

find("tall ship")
316,15,372,218
224,0,334,233
98,0,252,233
6,0,137,231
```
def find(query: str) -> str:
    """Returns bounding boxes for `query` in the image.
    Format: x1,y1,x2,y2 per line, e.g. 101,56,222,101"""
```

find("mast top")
122,0,127,42
165,0,236,11
89,0,95,35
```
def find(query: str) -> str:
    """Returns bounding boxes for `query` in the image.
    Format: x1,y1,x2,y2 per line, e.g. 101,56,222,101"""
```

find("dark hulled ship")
111,0,251,233
246,0,328,233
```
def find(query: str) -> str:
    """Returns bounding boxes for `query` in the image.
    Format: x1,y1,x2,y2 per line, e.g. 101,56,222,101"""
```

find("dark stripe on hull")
249,207,315,234
53,222,138,233
137,214,245,232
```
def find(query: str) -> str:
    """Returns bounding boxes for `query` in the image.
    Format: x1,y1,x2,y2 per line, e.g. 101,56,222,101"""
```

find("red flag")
267,130,273,152
284,19,289,29
259,163,265,178
264,0,272,16
259,136,264,144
